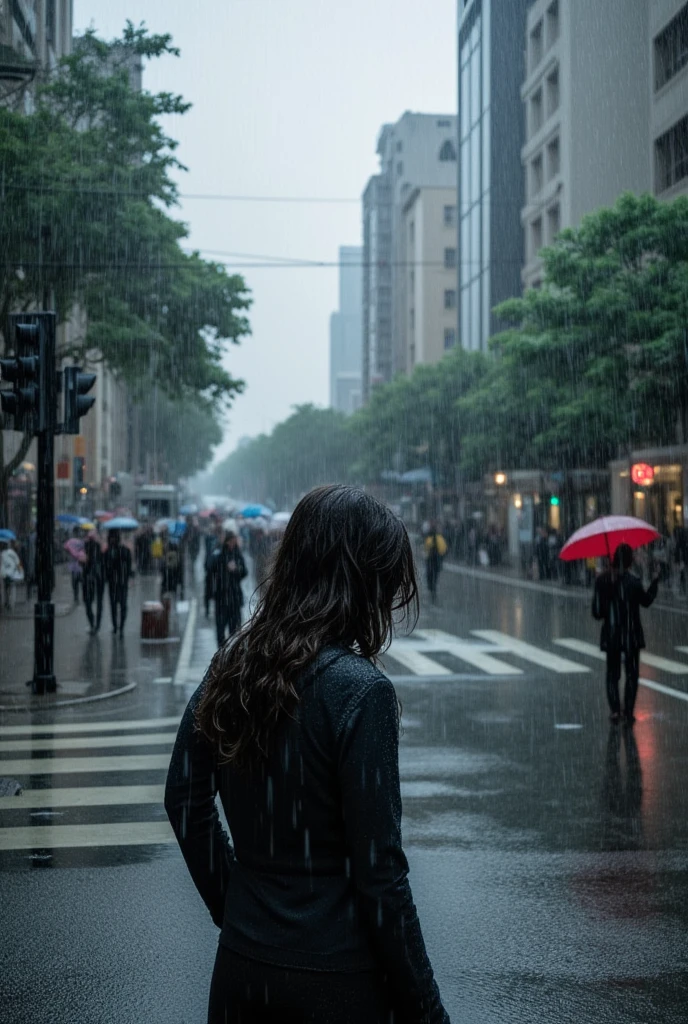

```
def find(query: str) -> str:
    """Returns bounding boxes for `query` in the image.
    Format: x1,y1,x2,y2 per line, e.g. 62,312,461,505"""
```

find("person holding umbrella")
103,529,133,636
592,543,659,724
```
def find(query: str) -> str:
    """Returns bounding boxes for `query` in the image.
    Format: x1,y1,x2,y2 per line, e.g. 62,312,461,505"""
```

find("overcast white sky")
74,0,458,463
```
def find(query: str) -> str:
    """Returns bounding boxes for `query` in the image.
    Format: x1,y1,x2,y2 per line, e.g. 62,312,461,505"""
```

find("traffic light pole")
32,313,57,695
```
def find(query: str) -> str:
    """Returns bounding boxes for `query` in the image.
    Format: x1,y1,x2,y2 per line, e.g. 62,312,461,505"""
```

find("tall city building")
652,2,688,200
0,0,73,109
362,112,458,400
402,187,459,368
457,0,531,353
329,246,363,415
521,0,651,288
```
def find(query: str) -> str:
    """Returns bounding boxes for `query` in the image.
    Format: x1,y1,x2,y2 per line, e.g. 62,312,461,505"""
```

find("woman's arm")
337,677,450,1024
164,684,235,927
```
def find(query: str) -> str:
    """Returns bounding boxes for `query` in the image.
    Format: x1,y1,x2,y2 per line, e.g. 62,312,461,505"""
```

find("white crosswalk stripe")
555,638,688,675
471,630,590,674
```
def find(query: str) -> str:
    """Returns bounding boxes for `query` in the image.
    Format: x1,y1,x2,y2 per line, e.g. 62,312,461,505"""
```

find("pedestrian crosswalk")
2,627,688,856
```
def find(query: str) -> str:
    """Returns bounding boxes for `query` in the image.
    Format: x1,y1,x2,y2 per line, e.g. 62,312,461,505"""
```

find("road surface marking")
387,644,452,676
0,784,164,810
0,753,171,776
676,647,688,655
153,676,173,684
555,638,688,674
471,630,590,674
638,678,688,703
0,732,177,754
414,629,523,676
0,716,182,738
174,597,197,686
0,821,175,851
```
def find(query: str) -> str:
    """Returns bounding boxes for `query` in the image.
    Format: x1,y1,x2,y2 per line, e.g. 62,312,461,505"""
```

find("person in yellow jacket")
424,522,447,605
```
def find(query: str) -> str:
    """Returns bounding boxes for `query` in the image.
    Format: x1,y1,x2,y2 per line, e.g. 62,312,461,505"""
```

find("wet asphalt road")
2,567,688,1022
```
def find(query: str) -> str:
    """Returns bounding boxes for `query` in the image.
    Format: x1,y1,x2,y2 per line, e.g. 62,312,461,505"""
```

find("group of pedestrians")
75,529,133,636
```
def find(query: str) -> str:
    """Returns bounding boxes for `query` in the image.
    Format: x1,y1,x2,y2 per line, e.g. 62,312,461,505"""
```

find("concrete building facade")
362,112,458,399
457,0,530,353
651,1,688,200
402,187,459,369
520,0,652,289
329,246,363,415
0,0,73,109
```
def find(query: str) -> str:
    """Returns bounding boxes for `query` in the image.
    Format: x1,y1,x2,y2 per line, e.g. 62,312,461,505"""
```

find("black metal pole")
32,313,56,695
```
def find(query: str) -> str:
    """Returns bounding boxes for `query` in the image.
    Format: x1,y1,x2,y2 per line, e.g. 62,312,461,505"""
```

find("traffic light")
0,323,40,433
550,496,560,507
63,365,96,435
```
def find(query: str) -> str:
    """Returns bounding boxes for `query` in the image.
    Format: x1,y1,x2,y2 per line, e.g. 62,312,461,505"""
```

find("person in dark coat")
103,530,133,636
210,530,247,647
165,485,450,1024
160,533,184,600
204,522,222,619
83,532,105,634
592,542,659,724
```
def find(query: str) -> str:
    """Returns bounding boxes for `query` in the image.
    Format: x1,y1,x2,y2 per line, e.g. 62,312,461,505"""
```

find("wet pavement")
1,563,688,1021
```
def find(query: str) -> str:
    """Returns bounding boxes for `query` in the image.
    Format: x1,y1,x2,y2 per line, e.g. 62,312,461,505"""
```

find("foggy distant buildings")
329,246,363,415
521,0,688,286
362,112,458,400
457,0,530,353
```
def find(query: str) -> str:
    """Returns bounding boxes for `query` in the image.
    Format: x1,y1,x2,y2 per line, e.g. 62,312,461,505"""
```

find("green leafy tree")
0,23,251,522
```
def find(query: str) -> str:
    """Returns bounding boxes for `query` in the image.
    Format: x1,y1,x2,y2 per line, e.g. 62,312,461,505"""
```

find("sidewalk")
442,557,688,614
0,568,189,712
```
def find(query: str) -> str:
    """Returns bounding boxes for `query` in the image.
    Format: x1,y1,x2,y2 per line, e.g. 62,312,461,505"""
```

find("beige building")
402,187,458,369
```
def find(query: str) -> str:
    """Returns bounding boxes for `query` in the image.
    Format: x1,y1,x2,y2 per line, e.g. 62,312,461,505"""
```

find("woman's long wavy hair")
195,484,418,767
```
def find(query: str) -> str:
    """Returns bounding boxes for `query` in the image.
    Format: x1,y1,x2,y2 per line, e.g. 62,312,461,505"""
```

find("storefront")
610,446,688,537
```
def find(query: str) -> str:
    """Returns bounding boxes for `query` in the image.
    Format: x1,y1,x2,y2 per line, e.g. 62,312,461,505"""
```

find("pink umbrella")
63,538,87,563
559,516,660,562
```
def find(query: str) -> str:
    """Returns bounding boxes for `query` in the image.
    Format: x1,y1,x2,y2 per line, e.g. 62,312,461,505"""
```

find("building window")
444,289,457,310
655,114,688,192
546,1,560,49
546,67,560,117
409,221,415,244
531,217,543,260
396,140,403,152
439,140,457,162
444,328,457,350
410,308,415,329
530,153,543,197
530,88,543,137
547,203,561,242
444,247,457,269
46,0,56,44
437,118,452,128
529,20,544,73
444,204,457,228
654,5,688,90
397,161,404,177
547,135,560,179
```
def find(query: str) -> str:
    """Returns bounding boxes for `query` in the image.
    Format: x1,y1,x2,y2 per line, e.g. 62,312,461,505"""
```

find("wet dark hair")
613,543,633,571
196,484,418,767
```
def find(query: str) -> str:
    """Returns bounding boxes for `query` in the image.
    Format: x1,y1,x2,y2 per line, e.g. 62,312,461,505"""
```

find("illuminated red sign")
631,463,654,486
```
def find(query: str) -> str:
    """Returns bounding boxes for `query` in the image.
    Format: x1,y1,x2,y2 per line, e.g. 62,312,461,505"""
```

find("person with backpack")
165,485,450,1023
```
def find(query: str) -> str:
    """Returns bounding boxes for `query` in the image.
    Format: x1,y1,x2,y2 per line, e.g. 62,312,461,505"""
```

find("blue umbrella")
0,528,16,542
179,504,198,516
102,517,139,531
241,504,273,519
156,518,186,538
56,513,81,525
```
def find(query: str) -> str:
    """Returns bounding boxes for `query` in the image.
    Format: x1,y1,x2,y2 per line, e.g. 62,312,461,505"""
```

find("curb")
0,682,137,713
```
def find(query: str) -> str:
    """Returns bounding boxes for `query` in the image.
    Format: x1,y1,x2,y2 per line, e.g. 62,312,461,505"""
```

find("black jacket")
592,570,658,652
164,647,450,1024
103,543,132,589
83,538,104,585
210,545,248,607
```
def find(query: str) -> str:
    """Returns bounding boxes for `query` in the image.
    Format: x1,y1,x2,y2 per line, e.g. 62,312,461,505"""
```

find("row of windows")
527,202,561,263
654,3,688,91
528,1,560,75
528,65,559,140
655,113,688,193
529,135,560,198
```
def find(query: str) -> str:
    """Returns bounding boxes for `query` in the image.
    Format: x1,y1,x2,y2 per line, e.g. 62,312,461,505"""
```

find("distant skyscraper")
457,0,530,352
362,111,458,399
330,246,363,415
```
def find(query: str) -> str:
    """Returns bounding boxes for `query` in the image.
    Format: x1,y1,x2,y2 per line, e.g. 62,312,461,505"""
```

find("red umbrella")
559,516,660,562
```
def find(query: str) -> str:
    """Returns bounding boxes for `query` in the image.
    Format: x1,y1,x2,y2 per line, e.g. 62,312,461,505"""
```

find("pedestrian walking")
165,484,450,1024
592,542,659,724
1,540,24,611
424,521,447,605
83,532,105,634
67,526,84,603
203,522,222,619
160,533,184,601
210,530,247,647
103,530,133,636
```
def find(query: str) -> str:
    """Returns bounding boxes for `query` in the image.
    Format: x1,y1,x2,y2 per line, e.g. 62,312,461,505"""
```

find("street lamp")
494,472,507,486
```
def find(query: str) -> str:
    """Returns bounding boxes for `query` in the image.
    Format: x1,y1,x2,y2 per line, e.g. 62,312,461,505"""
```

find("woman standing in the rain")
165,485,450,1024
